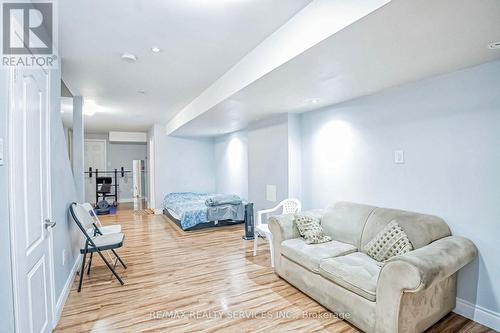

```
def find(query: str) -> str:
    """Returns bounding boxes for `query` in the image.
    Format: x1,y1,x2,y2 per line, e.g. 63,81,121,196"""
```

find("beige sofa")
268,202,477,333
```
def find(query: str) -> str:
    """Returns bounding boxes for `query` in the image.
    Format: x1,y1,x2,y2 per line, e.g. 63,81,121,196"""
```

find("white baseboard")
54,254,82,325
454,297,500,331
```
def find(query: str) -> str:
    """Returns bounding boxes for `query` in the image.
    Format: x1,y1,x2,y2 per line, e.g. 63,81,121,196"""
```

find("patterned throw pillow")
363,220,413,262
294,214,332,244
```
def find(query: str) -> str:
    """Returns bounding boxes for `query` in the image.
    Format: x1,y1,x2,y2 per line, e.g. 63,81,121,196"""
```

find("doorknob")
44,219,56,228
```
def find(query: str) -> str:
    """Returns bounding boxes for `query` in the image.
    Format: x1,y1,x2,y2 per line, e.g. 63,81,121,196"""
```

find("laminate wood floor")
55,207,495,333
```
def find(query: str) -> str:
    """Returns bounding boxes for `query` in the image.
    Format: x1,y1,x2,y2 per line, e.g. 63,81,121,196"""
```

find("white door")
132,160,142,198
9,68,55,333
148,137,155,209
84,139,106,203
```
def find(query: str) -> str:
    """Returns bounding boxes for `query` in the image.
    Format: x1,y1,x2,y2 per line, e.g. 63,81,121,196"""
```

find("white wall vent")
109,131,147,143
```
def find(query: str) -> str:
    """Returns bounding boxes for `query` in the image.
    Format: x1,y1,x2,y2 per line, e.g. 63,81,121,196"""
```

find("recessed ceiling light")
310,98,320,104
487,42,500,50
83,100,109,116
151,47,161,53
121,52,137,63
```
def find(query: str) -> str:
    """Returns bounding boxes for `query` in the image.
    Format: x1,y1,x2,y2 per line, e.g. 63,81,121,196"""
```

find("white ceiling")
173,0,500,137
165,0,390,135
59,0,311,132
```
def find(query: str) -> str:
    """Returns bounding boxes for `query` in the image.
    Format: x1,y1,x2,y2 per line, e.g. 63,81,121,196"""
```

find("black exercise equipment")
95,177,113,213
95,199,111,215
84,167,132,207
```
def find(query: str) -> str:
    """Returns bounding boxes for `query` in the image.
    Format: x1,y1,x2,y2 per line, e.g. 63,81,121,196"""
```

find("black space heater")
242,203,254,240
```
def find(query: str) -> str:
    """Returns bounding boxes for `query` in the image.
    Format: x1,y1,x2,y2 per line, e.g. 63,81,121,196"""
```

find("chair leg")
87,252,93,275
268,233,275,267
78,251,87,292
253,232,258,256
96,250,124,285
106,250,115,263
109,257,119,279
111,249,127,269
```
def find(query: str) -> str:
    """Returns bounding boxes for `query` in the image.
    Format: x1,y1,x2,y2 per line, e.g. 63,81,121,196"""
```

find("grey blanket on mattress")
207,203,245,221
205,194,242,206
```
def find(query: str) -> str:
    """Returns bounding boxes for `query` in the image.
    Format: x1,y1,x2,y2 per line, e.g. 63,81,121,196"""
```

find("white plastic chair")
253,198,302,267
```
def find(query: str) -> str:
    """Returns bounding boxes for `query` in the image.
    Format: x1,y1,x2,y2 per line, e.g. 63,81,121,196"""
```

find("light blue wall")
300,60,500,317
152,124,216,207
214,114,302,212
287,114,302,200
0,69,15,333
49,70,81,306
248,115,290,212
214,131,249,199
72,96,84,202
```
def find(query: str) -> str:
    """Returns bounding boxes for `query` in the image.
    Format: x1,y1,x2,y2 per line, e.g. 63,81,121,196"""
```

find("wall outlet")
62,249,67,266
394,150,404,164
266,184,277,202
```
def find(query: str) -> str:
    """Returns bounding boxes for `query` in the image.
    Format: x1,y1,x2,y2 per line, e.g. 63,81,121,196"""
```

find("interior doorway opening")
133,159,146,199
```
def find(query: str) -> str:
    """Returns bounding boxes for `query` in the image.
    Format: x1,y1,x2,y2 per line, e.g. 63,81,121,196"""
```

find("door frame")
7,68,57,331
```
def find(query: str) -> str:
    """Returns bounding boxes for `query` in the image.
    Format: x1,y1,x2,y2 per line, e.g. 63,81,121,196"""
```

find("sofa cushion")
295,214,332,244
321,202,377,248
281,238,357,273
364,220,413,262
361,207,451,250
319,252,382,302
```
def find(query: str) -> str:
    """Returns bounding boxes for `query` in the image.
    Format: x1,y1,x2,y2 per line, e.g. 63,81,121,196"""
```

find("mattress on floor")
162,192,245,230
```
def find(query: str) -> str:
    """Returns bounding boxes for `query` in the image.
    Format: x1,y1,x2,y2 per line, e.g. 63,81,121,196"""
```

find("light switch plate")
394,150,404,164
0,138,4,166
266,184,277,202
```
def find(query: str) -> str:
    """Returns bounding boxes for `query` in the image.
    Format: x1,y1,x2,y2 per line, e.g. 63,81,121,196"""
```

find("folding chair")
69,202,127,292
82,202,122,264
82,202,121,234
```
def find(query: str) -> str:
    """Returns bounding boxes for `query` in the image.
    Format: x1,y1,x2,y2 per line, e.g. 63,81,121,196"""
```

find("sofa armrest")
375,236,477,333
268,213,298,274
268,213,299,241
382,235,477,291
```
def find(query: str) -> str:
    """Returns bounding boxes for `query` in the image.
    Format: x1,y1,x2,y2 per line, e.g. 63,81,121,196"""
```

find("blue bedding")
163,192,245,230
